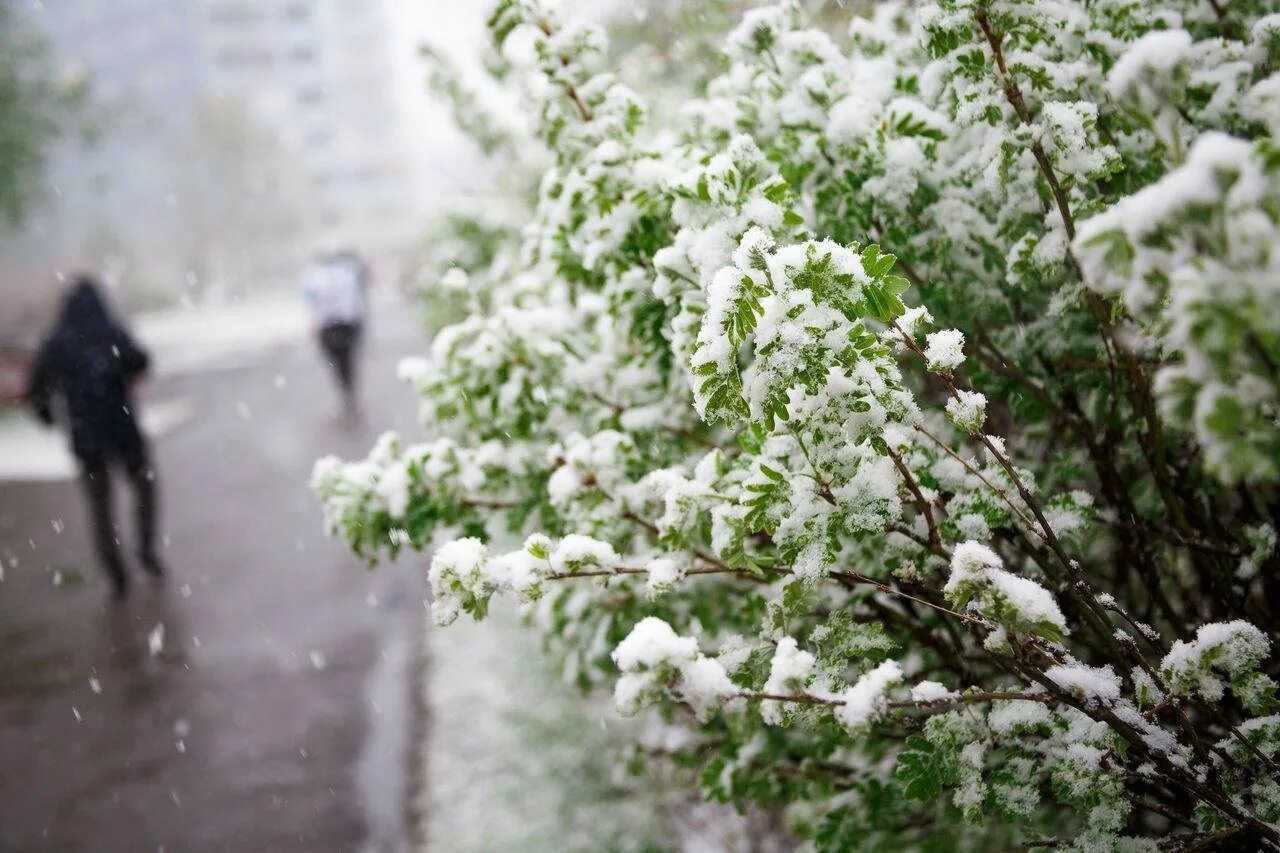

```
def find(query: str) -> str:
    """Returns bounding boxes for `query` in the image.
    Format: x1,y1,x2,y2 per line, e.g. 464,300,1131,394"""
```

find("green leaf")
815,806,863,850
759,463,785,481
863,284,906,323
882,274,911,295
762,177,790,204
871,253,897,278
895,737,943,801
782,579,813,614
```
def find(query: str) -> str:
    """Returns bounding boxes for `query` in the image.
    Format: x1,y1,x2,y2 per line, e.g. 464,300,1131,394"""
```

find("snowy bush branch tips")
315,1,1280,848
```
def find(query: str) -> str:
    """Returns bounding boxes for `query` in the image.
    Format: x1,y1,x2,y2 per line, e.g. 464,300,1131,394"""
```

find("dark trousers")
318,321,361,396
78,445,156,593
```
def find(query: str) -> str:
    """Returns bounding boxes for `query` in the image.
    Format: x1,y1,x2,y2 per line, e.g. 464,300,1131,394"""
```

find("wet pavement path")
0,300,424,851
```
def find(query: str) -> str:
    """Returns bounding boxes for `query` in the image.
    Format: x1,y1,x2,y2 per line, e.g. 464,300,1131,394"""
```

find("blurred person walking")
303,251,368,412
26,276,165,598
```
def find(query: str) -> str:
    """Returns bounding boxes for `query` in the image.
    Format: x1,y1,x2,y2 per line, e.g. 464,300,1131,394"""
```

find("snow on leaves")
316,0,1280,847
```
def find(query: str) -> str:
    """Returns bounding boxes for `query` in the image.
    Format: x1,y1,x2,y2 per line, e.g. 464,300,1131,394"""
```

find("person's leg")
125,444,164,577
79,455,128,597
334,324,355,396
319,324,347,389
321,323,357,408
317,324,336,366
344,321,361,397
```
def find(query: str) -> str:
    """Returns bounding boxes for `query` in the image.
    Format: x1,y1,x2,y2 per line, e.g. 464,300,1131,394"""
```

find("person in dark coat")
27,276,165,598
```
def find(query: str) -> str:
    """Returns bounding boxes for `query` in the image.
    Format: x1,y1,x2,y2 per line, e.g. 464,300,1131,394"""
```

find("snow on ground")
134,292,311,378
417,604,669,851
357,577,420,853
0,397,196,481
417,602,791,851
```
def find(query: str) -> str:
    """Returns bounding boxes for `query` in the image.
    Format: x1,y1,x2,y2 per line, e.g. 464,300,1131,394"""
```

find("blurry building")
0,0,204,325
195,0,418,271
0,0,420,322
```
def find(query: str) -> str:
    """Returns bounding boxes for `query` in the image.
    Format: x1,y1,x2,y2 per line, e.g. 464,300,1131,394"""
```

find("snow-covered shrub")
317,1,1280,847
410,209,522,333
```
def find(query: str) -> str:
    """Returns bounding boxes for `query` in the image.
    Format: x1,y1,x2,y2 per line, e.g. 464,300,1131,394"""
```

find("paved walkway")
0,298,424,851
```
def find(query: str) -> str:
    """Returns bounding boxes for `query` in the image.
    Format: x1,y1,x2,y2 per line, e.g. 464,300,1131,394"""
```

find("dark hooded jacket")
27,278,150,459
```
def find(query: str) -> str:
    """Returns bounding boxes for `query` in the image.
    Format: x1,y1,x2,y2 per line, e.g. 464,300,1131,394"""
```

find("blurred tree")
419,44,518,159
0,2,89,227
174,97,310,299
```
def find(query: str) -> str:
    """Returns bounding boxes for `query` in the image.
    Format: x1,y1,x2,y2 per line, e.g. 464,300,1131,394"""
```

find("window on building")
296,86,326,106
207,1,261,24
214,46,274,68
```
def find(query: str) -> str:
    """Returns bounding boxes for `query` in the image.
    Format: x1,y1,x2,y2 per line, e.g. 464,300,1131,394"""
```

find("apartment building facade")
1,0,419,310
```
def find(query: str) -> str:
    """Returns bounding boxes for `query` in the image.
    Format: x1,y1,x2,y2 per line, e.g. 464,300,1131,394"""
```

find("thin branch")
910,419,1039,534
885,444,944,552
535,19,595,122
735,688,1044,711
974,9,1076,240
544,563,764,583
589,391,722,450
459,497,519,510
1132,797,1197,831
